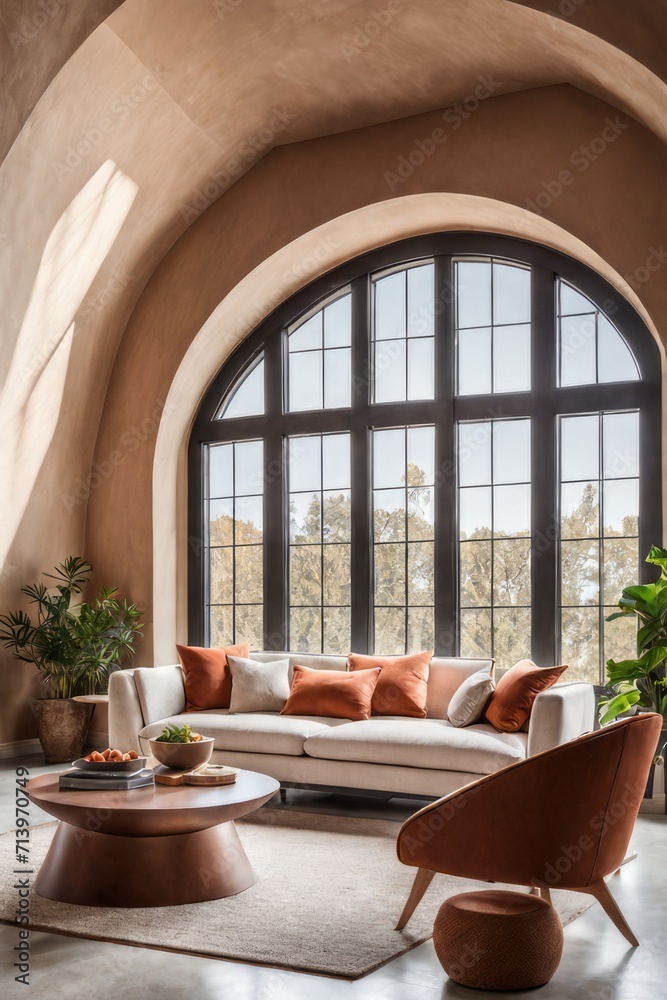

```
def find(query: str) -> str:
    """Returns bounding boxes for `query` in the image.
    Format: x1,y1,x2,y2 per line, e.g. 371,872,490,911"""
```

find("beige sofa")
108,652,595,798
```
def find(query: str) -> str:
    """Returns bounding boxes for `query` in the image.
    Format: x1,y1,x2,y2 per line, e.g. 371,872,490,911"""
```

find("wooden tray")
151,762,238,786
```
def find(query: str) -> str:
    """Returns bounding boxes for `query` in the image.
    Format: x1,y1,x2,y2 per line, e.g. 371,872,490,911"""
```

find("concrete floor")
1,756,666,1000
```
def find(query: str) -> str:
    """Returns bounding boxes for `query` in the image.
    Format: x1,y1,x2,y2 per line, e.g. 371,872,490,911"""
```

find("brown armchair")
396,713,662,946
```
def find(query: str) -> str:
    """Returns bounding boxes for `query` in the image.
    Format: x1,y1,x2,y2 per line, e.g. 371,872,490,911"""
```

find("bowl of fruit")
148,724,214,770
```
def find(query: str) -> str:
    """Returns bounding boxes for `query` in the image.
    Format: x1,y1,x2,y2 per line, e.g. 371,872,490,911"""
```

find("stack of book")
58,767,155,791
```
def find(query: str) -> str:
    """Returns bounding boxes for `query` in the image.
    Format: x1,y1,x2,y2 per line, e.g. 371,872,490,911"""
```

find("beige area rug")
0,810,592,978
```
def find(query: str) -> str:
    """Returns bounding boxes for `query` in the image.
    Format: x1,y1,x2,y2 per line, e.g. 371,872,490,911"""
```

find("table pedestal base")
35,820,256,907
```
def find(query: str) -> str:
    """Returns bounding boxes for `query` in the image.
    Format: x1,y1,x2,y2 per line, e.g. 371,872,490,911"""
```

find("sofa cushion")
447,668,495,727
484,659,568,732
303,718,526,775
282,665,381,720
139,711,347,757
228,656,290,713
177,642,250,710
347,651,431,717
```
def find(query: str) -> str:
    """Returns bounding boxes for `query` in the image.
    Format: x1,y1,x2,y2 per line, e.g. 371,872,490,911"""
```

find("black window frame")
188,233,662,674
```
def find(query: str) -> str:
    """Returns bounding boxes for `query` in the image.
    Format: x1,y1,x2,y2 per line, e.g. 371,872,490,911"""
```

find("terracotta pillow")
483,659,567,732
176,642,250,711
281,665,381,721
346,651,432,717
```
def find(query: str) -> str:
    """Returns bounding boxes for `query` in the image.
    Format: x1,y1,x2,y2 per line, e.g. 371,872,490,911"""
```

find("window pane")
290,545,321,606
407,264,434,337
561,607,599,683
289,436,321,492
408,542,434,604
561,540,599,605
323,607,351,654
493,420,530,484
493,539,531,605
374,489,406,542
494,484,530,537
289,351,323,411
290,493,320,542
458,327,491,395
323,544,351,605
290,607,321,652
374,543,406,605
323,490,351,542
493,607,531,667
408,607,434,653
561,415,599,481
408,426,435,485
220,357,265,419
375,272,406,340
603,537,638,605
209,444,233,499
374,428,406,488
458,422,491,487
210,547,233,604
290,312,322,351
457,261,491,328
235,544,263,603
560,314,596,387
374,606,406,655
324,348,351,408
561,482,599,538
603,479,639,537
459,487,492,539
323,433,350,489
235,495,263,543
407,337,434,400
408,486,434,540
210,605,233,647
598,315,639,383
235,605,262,651
603,412,639,479
234,440,263,495
324,294,351,348
493,263,530,325
375,339,407,402
460,609,492,657
604,608,637,666
460,540,492,607
209,497,234,546
493,324,530,393
560,281,593,316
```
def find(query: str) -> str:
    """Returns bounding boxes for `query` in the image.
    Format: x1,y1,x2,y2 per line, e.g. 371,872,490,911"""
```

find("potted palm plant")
0,556,143,762
601,544,667,800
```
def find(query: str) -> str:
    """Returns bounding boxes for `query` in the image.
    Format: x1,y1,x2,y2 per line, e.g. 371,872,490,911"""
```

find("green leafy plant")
600,544,667,725
0,556,143,699
155,723,202,743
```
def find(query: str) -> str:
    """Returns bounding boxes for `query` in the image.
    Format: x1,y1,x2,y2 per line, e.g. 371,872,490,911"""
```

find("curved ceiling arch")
151,191,663,661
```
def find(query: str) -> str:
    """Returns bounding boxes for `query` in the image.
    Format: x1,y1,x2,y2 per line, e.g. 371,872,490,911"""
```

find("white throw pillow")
228,656,291,713
447,669,495,727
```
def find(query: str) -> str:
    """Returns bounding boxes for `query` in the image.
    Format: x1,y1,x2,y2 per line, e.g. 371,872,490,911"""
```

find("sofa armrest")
526,682,596,757
108,668,145,752
133,665,186,726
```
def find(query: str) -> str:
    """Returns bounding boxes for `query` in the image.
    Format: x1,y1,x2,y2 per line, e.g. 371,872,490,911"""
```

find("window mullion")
434,255,457,656
350,275,372,652
263,330,287,649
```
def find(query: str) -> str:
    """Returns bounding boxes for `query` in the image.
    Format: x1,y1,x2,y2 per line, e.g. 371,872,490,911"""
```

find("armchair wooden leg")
396,867,436,930
539,887,552,904
586,880,639,947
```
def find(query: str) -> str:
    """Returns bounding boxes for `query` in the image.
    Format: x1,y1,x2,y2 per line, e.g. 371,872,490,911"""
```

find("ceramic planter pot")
35,699,94,763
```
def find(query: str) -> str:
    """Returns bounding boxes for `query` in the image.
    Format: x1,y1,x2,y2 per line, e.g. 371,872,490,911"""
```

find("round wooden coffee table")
27,769,279,908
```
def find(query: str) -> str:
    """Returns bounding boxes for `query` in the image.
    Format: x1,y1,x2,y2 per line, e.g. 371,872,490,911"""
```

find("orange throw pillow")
281,665,381,721
176,642,250,711
483,659,567,732
346,651,432,717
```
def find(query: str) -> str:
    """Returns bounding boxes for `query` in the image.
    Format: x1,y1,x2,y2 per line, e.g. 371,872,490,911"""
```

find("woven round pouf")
433,890,564,991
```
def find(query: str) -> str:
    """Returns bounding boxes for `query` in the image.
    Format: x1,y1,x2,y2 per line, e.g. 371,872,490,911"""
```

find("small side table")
72,694,109,749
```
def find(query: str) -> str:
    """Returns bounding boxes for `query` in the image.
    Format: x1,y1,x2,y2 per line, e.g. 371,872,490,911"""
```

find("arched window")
188,235,661,683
